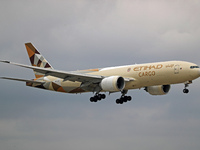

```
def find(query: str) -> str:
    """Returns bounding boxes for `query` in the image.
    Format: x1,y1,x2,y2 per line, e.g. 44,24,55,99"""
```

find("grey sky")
0,0,200,150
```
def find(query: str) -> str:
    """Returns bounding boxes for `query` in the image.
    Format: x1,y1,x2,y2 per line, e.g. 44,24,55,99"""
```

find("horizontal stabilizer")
0,77,44,84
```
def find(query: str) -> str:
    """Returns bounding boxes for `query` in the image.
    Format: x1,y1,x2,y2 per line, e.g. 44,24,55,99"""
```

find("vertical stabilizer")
25,43,53,78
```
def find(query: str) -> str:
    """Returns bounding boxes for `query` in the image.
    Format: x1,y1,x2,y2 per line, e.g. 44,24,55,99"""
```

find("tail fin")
25,43,53,78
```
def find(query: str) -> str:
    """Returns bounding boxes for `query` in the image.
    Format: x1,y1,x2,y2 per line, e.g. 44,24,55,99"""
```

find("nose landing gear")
183,81,192,94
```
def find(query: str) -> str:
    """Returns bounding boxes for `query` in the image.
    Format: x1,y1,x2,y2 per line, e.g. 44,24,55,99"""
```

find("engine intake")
100,76,125,92
145,85,171,95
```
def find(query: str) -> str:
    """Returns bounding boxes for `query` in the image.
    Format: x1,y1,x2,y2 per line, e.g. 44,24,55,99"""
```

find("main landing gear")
90,93,106,102
89,90,132,104
116,90,132,104
116,95,132,104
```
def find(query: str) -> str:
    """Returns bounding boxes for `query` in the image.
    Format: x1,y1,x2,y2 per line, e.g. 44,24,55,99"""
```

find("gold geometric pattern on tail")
25,43,53,78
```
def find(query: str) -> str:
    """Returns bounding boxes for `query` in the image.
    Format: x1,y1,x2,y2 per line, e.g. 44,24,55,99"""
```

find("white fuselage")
38,61,200,93
91,61,200,89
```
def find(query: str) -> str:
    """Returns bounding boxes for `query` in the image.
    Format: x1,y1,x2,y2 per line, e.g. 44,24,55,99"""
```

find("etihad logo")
133,64,163,71
133,64,163,77
166,64,174,68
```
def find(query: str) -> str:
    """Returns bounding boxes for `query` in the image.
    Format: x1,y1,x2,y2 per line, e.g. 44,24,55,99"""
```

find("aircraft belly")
61,81,86,93
27,76,85,93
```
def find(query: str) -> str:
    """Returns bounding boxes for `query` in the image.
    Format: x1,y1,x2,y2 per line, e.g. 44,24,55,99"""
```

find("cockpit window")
190,66,200,69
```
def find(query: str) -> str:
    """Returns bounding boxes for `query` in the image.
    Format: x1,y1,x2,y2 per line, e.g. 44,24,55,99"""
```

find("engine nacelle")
145,85,171,95
100,76,125,92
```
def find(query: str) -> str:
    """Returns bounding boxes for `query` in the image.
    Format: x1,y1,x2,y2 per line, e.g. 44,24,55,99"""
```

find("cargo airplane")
1,43,200,104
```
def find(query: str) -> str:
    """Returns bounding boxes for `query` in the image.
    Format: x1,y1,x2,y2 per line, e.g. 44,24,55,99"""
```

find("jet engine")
145,85,171,95
100,76,125,92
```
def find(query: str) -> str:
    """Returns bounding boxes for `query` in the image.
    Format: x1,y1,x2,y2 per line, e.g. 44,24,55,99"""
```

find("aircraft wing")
0,77,45,83
0,60,103,83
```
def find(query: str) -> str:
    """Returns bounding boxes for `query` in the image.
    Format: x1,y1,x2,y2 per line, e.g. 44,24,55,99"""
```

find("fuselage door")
174,65,179,74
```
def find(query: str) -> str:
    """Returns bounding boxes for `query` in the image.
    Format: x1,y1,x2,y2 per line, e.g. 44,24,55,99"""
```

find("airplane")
0,43,200,104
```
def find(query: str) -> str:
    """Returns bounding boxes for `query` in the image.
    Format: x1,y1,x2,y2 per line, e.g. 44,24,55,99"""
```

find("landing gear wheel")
123,96,128,102
97,95,102,100
94,97,98,102
183,89,189,93
116,95,132,104
90,93,106,103
101,94,106,99
116,99,120,104
90,97,94,102
116,98,124,104
93,96,98,102
119,99,123,104
127,96,132,101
